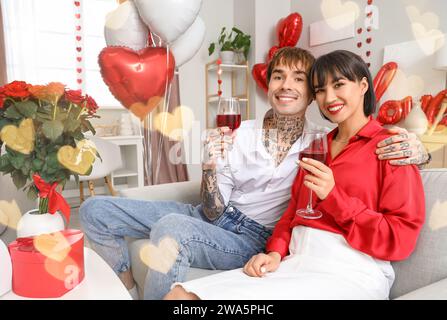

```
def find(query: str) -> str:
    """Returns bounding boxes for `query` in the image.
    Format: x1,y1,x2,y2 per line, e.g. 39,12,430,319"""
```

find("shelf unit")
421,131,447,168
101,135,145,190
205,60,250,128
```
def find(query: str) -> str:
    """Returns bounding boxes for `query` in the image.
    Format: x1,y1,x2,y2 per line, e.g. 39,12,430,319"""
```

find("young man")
79,47,429,300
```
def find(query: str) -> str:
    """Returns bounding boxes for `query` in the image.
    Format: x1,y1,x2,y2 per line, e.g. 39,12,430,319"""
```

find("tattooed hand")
202,127,235,170
375,126,429,166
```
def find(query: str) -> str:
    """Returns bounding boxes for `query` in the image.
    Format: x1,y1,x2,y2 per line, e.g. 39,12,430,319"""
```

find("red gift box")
8,229,85,298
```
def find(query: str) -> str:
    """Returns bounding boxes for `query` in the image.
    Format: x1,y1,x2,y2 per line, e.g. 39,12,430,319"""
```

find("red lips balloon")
277,13,303,48
252,12,303,93
98,46,175,121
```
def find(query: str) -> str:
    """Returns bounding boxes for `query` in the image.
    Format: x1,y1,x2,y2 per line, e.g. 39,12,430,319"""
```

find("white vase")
0,239,12,296
220,50,235,64
16,209,65,238
403,101,429,137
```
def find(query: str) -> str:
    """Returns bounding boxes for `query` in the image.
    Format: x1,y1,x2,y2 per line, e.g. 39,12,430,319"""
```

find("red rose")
3,81,30,98
84,94,98,115
64,89,85,105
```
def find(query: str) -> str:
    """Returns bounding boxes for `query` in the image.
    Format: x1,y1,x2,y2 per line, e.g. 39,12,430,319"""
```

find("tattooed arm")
200,127,233,220
200,169,226,221
375,127,430,166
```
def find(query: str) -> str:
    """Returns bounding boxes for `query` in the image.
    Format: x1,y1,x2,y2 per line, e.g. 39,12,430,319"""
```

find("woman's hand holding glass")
299,158,335,201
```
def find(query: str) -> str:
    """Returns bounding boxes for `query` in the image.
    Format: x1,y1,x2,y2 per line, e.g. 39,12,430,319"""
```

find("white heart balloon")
104,1,148,51
134,0,202,44
171,17,205,67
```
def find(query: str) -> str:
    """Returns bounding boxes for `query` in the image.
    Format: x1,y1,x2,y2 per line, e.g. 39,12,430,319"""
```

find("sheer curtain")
1,0,76,86
142,73,189,185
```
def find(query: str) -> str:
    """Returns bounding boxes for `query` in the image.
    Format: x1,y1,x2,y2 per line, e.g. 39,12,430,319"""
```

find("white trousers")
176,226,395,300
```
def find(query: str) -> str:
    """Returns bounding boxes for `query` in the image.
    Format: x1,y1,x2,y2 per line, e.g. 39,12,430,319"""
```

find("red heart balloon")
373,62,398,102
98,46,175,121
268,46,280,61
252,63,269,93
277,13,303,48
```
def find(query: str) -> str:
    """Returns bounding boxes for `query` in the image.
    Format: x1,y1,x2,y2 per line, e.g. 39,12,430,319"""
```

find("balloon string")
142,114,152,185
149,32,156,47
154,44,172,184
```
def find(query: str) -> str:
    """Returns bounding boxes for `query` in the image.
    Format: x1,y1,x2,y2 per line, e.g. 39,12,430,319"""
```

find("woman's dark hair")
309,50,376,117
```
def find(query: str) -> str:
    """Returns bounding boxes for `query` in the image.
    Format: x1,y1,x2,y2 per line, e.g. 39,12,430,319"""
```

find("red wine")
299,150,326,163
216,114,241,130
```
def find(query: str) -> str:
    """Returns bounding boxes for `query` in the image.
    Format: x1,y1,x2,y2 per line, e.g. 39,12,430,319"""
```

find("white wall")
179,0,234,181
252,0,292,120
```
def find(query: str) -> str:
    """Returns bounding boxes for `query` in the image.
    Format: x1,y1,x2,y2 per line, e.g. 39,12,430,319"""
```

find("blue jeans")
79,196,272,300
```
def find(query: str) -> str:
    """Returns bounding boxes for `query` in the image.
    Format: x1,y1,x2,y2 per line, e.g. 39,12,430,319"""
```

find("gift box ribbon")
33,174,70,224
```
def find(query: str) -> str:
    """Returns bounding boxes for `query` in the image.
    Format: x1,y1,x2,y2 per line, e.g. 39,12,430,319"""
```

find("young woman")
165,50,425,300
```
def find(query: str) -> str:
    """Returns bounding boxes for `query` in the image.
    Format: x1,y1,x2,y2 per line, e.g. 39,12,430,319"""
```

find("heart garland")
73,0,84,90
357,0,375,67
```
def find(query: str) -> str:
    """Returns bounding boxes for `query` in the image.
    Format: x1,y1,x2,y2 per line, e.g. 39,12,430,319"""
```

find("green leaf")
65,119,81,132
46,152,60,169
0,154,12,171
4,106,23,120
56,110,68,122
15,100,38,119
32,158,44,171
9,154,25,169
27,185,38,200
208,43,215,56
21,158,32,176
72,130,84,140
12,170,27,189
42,120,64,141
0,118,11,131
81,119,96,135
36,112,52,122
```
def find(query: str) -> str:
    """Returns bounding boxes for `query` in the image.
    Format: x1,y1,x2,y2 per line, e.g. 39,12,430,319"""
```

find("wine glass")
296,130,328,219
216,97,241,172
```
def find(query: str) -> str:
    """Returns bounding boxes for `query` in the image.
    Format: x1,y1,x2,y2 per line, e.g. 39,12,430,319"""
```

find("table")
0,247,132,300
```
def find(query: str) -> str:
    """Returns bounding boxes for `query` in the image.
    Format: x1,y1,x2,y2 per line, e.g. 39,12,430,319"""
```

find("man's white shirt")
216,114,328,229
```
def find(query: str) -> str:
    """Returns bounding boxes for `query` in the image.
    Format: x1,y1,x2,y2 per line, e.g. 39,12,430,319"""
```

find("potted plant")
208,27,251,64
0,80,100,237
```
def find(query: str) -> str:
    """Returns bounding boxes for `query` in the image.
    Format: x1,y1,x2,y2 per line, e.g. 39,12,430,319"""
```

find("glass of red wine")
216,97,241,173
296,131,328,219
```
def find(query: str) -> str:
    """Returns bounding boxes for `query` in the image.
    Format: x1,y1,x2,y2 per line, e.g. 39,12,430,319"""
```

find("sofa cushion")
396,278,447,300
390,169,447,299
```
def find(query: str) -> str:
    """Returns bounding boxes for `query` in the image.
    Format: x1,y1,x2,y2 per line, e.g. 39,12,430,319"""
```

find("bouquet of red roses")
0,80,99,215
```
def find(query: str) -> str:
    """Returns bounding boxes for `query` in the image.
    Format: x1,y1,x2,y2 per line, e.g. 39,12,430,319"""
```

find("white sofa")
120,169,447,299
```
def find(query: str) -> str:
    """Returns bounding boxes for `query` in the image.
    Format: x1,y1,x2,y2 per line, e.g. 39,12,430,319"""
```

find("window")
1,0,120,107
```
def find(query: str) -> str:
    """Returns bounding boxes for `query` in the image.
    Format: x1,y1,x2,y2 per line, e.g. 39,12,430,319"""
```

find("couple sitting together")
80,47,427,300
